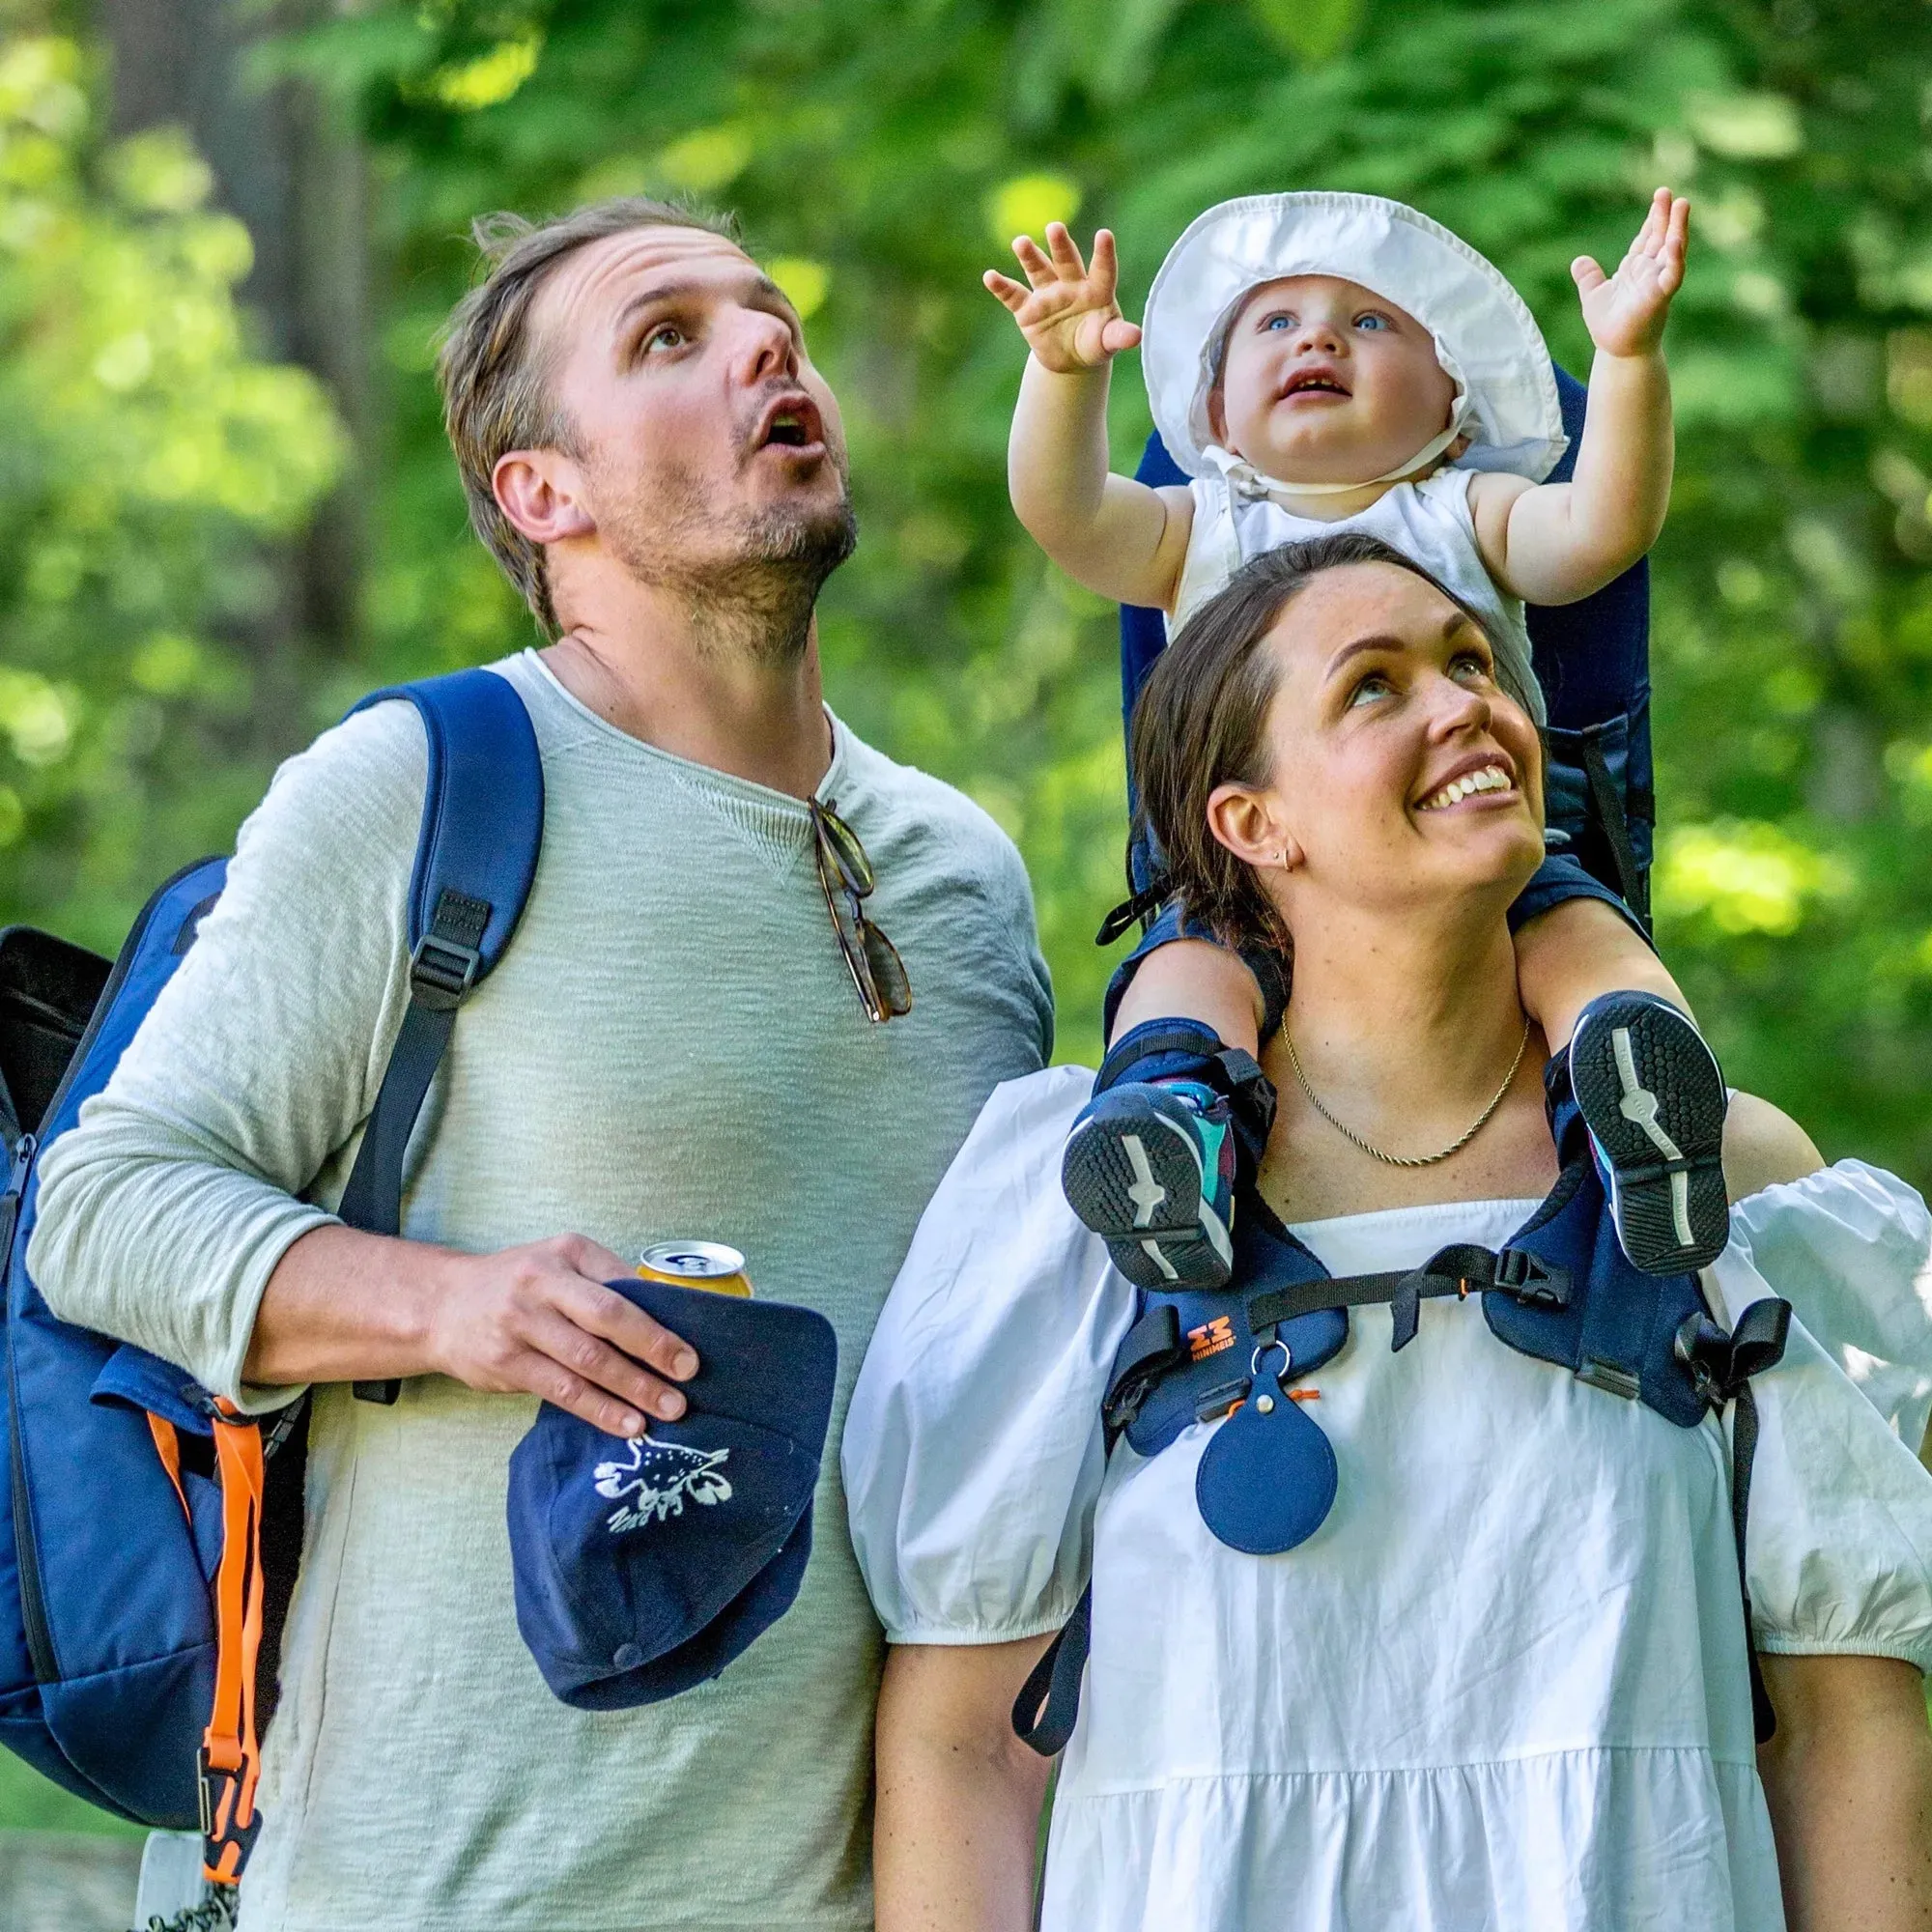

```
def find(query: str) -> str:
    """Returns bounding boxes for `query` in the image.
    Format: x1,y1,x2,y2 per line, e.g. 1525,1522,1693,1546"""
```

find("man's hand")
984,223,1142,374
243,1223,699,1438
424,1234,698,1437
1573,186,1690,360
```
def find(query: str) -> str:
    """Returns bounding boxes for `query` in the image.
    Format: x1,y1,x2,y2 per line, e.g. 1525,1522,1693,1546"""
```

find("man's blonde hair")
437,197,739,638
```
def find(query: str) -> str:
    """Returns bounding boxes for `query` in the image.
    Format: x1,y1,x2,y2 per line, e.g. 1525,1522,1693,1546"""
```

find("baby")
986,188,1726,1292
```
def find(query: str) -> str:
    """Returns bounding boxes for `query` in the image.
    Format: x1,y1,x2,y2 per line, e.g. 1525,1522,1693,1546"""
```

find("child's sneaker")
1568,991,1729,1274
1063,1078,1237,1291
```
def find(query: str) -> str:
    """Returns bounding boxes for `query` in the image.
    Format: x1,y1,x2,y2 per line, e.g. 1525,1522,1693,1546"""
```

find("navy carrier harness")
1014,1067,1792,1754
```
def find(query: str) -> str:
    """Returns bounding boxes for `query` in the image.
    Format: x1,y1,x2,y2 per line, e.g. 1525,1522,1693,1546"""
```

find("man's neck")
540,582,834,801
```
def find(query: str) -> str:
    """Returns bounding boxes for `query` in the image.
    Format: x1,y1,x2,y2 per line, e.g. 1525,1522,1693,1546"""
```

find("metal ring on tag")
1250,1338,1292,1380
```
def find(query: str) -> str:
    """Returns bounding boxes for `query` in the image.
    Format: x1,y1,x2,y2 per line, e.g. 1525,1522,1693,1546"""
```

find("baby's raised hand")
1572,188,1690,359
984,224,1143,374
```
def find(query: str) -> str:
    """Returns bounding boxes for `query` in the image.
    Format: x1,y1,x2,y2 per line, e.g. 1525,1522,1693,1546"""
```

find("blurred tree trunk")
94,0,367,752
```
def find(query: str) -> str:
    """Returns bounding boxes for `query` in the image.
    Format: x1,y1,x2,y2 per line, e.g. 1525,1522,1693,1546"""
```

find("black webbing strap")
1577,731,1651,928
339,890,490,1404
1094,878,1170,948
1674,1297,1791,1742
1734,1383,1776,1744
1247,1244,1571,1353
1012,1582,1094,1757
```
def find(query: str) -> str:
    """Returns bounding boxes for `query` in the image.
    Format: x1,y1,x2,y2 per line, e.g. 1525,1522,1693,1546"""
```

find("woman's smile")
1414,754,1520,814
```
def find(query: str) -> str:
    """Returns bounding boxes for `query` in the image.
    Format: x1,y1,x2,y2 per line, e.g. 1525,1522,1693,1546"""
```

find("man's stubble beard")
599,449,859,668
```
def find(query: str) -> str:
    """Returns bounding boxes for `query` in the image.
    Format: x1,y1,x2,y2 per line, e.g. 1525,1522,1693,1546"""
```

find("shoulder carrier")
1014,1065,1791,1756
0,668,542,1892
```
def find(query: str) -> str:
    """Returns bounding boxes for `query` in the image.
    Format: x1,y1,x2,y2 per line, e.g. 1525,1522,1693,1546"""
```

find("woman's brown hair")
1129,531,1519,958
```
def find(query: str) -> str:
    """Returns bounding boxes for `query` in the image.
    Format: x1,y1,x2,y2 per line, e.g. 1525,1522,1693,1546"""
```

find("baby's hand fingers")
1099,316,1142,355
984,269,1032,313
1010,233,1057,290
1663,196,1690,263
1044,220,1089,281
1635,185,1671,254
1571,254,1607,297
1091,228,1122,299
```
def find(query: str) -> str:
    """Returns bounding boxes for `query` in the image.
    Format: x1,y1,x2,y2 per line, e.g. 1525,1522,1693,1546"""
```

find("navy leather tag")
1194,1374,1338,1555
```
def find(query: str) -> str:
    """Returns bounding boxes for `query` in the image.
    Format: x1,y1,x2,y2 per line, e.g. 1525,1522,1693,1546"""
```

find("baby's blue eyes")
1261,312,1392,333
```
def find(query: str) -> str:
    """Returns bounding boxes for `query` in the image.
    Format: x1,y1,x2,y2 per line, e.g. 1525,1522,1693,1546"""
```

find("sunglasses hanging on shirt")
810,800,912,1025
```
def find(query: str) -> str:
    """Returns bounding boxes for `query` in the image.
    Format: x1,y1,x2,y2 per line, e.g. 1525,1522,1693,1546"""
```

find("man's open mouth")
754,394,825,452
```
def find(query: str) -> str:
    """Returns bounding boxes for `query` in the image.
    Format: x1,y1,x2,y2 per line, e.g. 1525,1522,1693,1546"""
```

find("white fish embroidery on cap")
594,1431,733,1533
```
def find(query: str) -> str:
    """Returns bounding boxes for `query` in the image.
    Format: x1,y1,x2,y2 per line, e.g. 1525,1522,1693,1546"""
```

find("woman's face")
1224,562,1547,922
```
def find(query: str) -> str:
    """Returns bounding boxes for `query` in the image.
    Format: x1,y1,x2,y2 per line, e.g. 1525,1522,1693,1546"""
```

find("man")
29,198,1053,1930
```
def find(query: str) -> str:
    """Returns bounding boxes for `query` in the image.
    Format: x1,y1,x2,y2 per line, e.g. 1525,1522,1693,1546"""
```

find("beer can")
637,1239,753,1297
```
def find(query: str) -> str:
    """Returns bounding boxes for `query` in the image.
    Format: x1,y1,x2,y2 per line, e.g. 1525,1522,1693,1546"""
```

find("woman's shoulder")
1722,1092,1826,1203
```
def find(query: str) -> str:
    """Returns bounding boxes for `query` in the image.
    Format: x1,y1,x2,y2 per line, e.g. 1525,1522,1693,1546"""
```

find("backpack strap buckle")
408,889,490,1009
198,1743,263,1884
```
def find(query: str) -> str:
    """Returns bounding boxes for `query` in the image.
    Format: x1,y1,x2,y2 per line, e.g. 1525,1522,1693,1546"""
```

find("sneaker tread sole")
1571,997,1728,1273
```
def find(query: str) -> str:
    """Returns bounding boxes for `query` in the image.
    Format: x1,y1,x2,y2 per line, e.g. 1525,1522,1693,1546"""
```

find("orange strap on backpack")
199,1403,268,1887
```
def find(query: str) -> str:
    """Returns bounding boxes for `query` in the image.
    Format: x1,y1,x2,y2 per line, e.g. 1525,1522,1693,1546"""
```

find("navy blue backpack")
0,668,543,1888
1120,364,1655,922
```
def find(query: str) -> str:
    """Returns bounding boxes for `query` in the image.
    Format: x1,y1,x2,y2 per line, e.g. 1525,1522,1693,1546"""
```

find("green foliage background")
8,0,1932,1187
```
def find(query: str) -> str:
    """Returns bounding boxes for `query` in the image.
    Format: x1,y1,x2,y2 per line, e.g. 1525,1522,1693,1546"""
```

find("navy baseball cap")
506,1275,838,1710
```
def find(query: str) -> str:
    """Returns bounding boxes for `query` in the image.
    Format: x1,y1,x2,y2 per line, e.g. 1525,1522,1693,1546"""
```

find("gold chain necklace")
1283,1017,1532,1169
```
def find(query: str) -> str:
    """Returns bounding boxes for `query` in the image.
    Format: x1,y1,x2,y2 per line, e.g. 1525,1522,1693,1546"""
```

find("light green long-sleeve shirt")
28,650,1053,1932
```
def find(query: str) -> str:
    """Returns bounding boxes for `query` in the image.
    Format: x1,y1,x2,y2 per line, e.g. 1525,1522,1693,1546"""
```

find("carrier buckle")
410,931,481,1009
1493,1247,1569,1307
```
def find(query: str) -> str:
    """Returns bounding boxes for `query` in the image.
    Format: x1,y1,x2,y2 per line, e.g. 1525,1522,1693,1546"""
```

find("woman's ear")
1208,782,1301,874
493,449,597,546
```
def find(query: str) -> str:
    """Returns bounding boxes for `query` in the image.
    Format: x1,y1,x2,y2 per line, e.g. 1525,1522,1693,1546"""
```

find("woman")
842,534,1932,1931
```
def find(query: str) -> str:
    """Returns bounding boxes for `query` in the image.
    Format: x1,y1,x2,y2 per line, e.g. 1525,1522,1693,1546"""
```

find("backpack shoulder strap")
334,668,544,1400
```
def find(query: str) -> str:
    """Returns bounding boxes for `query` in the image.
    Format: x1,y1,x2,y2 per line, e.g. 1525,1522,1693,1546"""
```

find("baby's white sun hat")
1141,191,1568,497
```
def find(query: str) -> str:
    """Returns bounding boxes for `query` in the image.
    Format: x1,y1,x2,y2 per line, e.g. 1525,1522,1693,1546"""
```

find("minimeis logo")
593,1431,733,1533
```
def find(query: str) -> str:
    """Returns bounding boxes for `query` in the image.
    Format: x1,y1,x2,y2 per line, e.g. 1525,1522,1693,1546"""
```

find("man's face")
531,225,854,607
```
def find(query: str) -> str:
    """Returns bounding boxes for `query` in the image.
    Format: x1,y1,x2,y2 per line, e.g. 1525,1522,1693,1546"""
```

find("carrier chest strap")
1104,1242,1574,1437
1246,1243,1571,1353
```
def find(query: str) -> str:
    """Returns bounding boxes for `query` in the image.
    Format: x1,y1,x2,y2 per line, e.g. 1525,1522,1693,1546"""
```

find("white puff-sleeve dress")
842,1065,1932,1932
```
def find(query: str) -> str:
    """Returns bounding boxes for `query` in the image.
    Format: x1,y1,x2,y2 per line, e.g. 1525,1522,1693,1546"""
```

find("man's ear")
1207,782,1301,875
493,448,596,546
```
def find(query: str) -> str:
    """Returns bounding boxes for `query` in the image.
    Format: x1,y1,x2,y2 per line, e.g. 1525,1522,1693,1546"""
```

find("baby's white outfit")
1174,465,1547,724
843,1065,1932,1932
